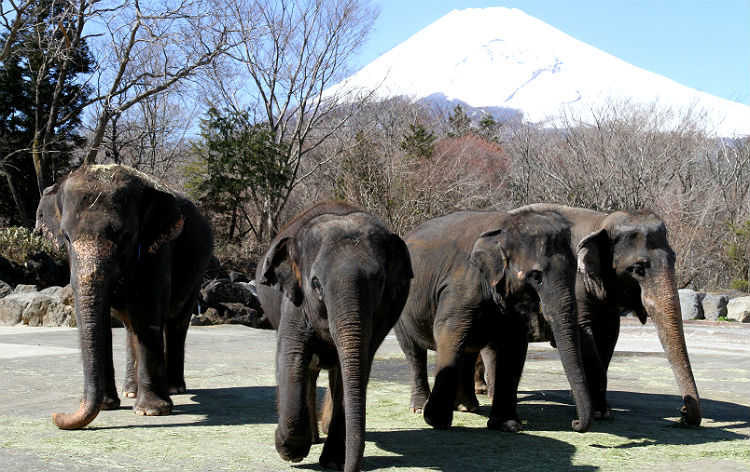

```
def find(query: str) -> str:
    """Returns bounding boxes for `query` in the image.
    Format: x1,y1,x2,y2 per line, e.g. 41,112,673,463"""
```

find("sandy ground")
0,319,747,471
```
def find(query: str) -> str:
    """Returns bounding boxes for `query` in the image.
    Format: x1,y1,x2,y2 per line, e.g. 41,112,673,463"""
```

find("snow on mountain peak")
327,7,749,137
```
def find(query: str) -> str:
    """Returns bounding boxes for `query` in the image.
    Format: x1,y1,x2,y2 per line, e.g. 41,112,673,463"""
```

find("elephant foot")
475,379,488,395
409,392,428,414
423,396,453,430
487,416,523,432
133,392,173,416
123,379,138,398
594,404,612,420
319,443,345,471
454,391,480,413
168,383,186,395
101,393,121,410
275,428,311,464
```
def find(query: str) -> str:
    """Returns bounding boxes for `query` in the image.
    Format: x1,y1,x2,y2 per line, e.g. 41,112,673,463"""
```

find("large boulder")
679,289,705,320
0,285,75,327
0,280,11,298
726,296,750,323
702,293,731,321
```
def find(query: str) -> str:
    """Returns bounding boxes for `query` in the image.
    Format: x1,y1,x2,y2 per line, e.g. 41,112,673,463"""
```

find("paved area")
0,319,747,471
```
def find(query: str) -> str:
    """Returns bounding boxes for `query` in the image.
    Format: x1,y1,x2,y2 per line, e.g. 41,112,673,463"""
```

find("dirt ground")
0,319,747,471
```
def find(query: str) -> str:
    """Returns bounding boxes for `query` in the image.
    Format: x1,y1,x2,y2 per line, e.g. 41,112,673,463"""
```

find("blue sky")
354,0,750,105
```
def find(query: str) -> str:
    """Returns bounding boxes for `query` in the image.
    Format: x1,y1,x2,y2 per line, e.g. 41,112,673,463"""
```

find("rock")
228,271,249,283
222,303,272,330
190,307,225,326
0,280,11,298
0,285,75,327
202,278,258,307
726,296,750,323
702,293,731,321
679,289,704,320
13,284,38,294
24,252,69,287
0,292,31,325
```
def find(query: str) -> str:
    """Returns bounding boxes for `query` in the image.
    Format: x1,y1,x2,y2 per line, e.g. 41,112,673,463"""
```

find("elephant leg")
480,343,497,402
394,321,430,413
122,327,138,398
474,354,487,395
165,309,192,395
423,305,472,430
131,322,172,416
455,350,480,412
307,365,321,444
101,324,120,410
319,367,345,470
590,310,620,419
275,320,313,463
488,316,528,432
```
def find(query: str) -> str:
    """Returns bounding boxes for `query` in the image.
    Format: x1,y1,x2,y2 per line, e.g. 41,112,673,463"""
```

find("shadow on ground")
88,386,280,430
518,389,748,445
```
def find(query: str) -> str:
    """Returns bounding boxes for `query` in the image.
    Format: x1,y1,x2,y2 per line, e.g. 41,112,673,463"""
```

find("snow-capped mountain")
326,7,749,137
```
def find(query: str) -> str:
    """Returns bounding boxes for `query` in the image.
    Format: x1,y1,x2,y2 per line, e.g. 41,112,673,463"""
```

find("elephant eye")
311,277,324,301
627,261,648,277
527,270,543,285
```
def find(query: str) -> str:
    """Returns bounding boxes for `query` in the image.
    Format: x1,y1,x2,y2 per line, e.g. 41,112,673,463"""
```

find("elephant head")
577,209,701,426
470,211,594,433
258,208,412,471
46,165,186,430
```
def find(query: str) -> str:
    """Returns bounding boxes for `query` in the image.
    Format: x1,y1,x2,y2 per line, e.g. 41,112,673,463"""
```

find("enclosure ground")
0,319,747,472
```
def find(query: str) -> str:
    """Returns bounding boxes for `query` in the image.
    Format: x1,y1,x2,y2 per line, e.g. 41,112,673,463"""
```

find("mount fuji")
326,7,749,137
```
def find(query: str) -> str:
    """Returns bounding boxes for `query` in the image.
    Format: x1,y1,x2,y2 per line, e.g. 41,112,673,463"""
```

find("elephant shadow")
91,386,280,430
518,389,749,446
294,426,597,472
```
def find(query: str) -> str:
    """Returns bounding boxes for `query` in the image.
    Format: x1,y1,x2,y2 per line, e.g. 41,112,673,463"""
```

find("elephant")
35,164,214,429
256,201,412,472
499,204,701,425
394,208,594,433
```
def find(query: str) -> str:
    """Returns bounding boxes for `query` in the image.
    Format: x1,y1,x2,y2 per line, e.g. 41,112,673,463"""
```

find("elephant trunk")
641,269,701,426
544,282,594,433
331,295,372,472
53,245,114,429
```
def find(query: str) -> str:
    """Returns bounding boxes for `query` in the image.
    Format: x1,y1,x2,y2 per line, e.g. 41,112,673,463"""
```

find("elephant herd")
36,164,701,472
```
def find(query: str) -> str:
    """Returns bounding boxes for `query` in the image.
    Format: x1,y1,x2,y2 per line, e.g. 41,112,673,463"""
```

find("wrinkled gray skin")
499,204,701,426
394,209,594,433
256,202,412,472
35,164,213,430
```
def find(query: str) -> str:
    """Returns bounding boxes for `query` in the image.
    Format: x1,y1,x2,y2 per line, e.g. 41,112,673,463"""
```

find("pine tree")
400,122,436,159
447,104,473,137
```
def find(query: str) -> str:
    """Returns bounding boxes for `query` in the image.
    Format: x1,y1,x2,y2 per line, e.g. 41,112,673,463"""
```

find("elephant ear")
576,229,610,301
470,228,508,299
35,183,65,251
386,233,413,299
141,188,184,256
258,237,303,306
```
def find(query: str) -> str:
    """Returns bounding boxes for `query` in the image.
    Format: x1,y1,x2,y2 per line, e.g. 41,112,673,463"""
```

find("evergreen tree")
0,0,93,226
479,114,500,142
447,104,473,137
188,108,290,243
400,122,436,159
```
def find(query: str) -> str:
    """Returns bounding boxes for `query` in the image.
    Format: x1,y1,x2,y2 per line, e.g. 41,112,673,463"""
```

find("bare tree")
81,0,228,165
203,0,378,242
0,0,35,62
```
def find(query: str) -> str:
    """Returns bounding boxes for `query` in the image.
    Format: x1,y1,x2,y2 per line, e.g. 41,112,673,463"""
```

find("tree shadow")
517,389,749,445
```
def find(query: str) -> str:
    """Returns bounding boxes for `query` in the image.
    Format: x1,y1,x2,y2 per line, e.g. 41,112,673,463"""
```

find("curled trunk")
53,259,113,429
642,271,701,426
